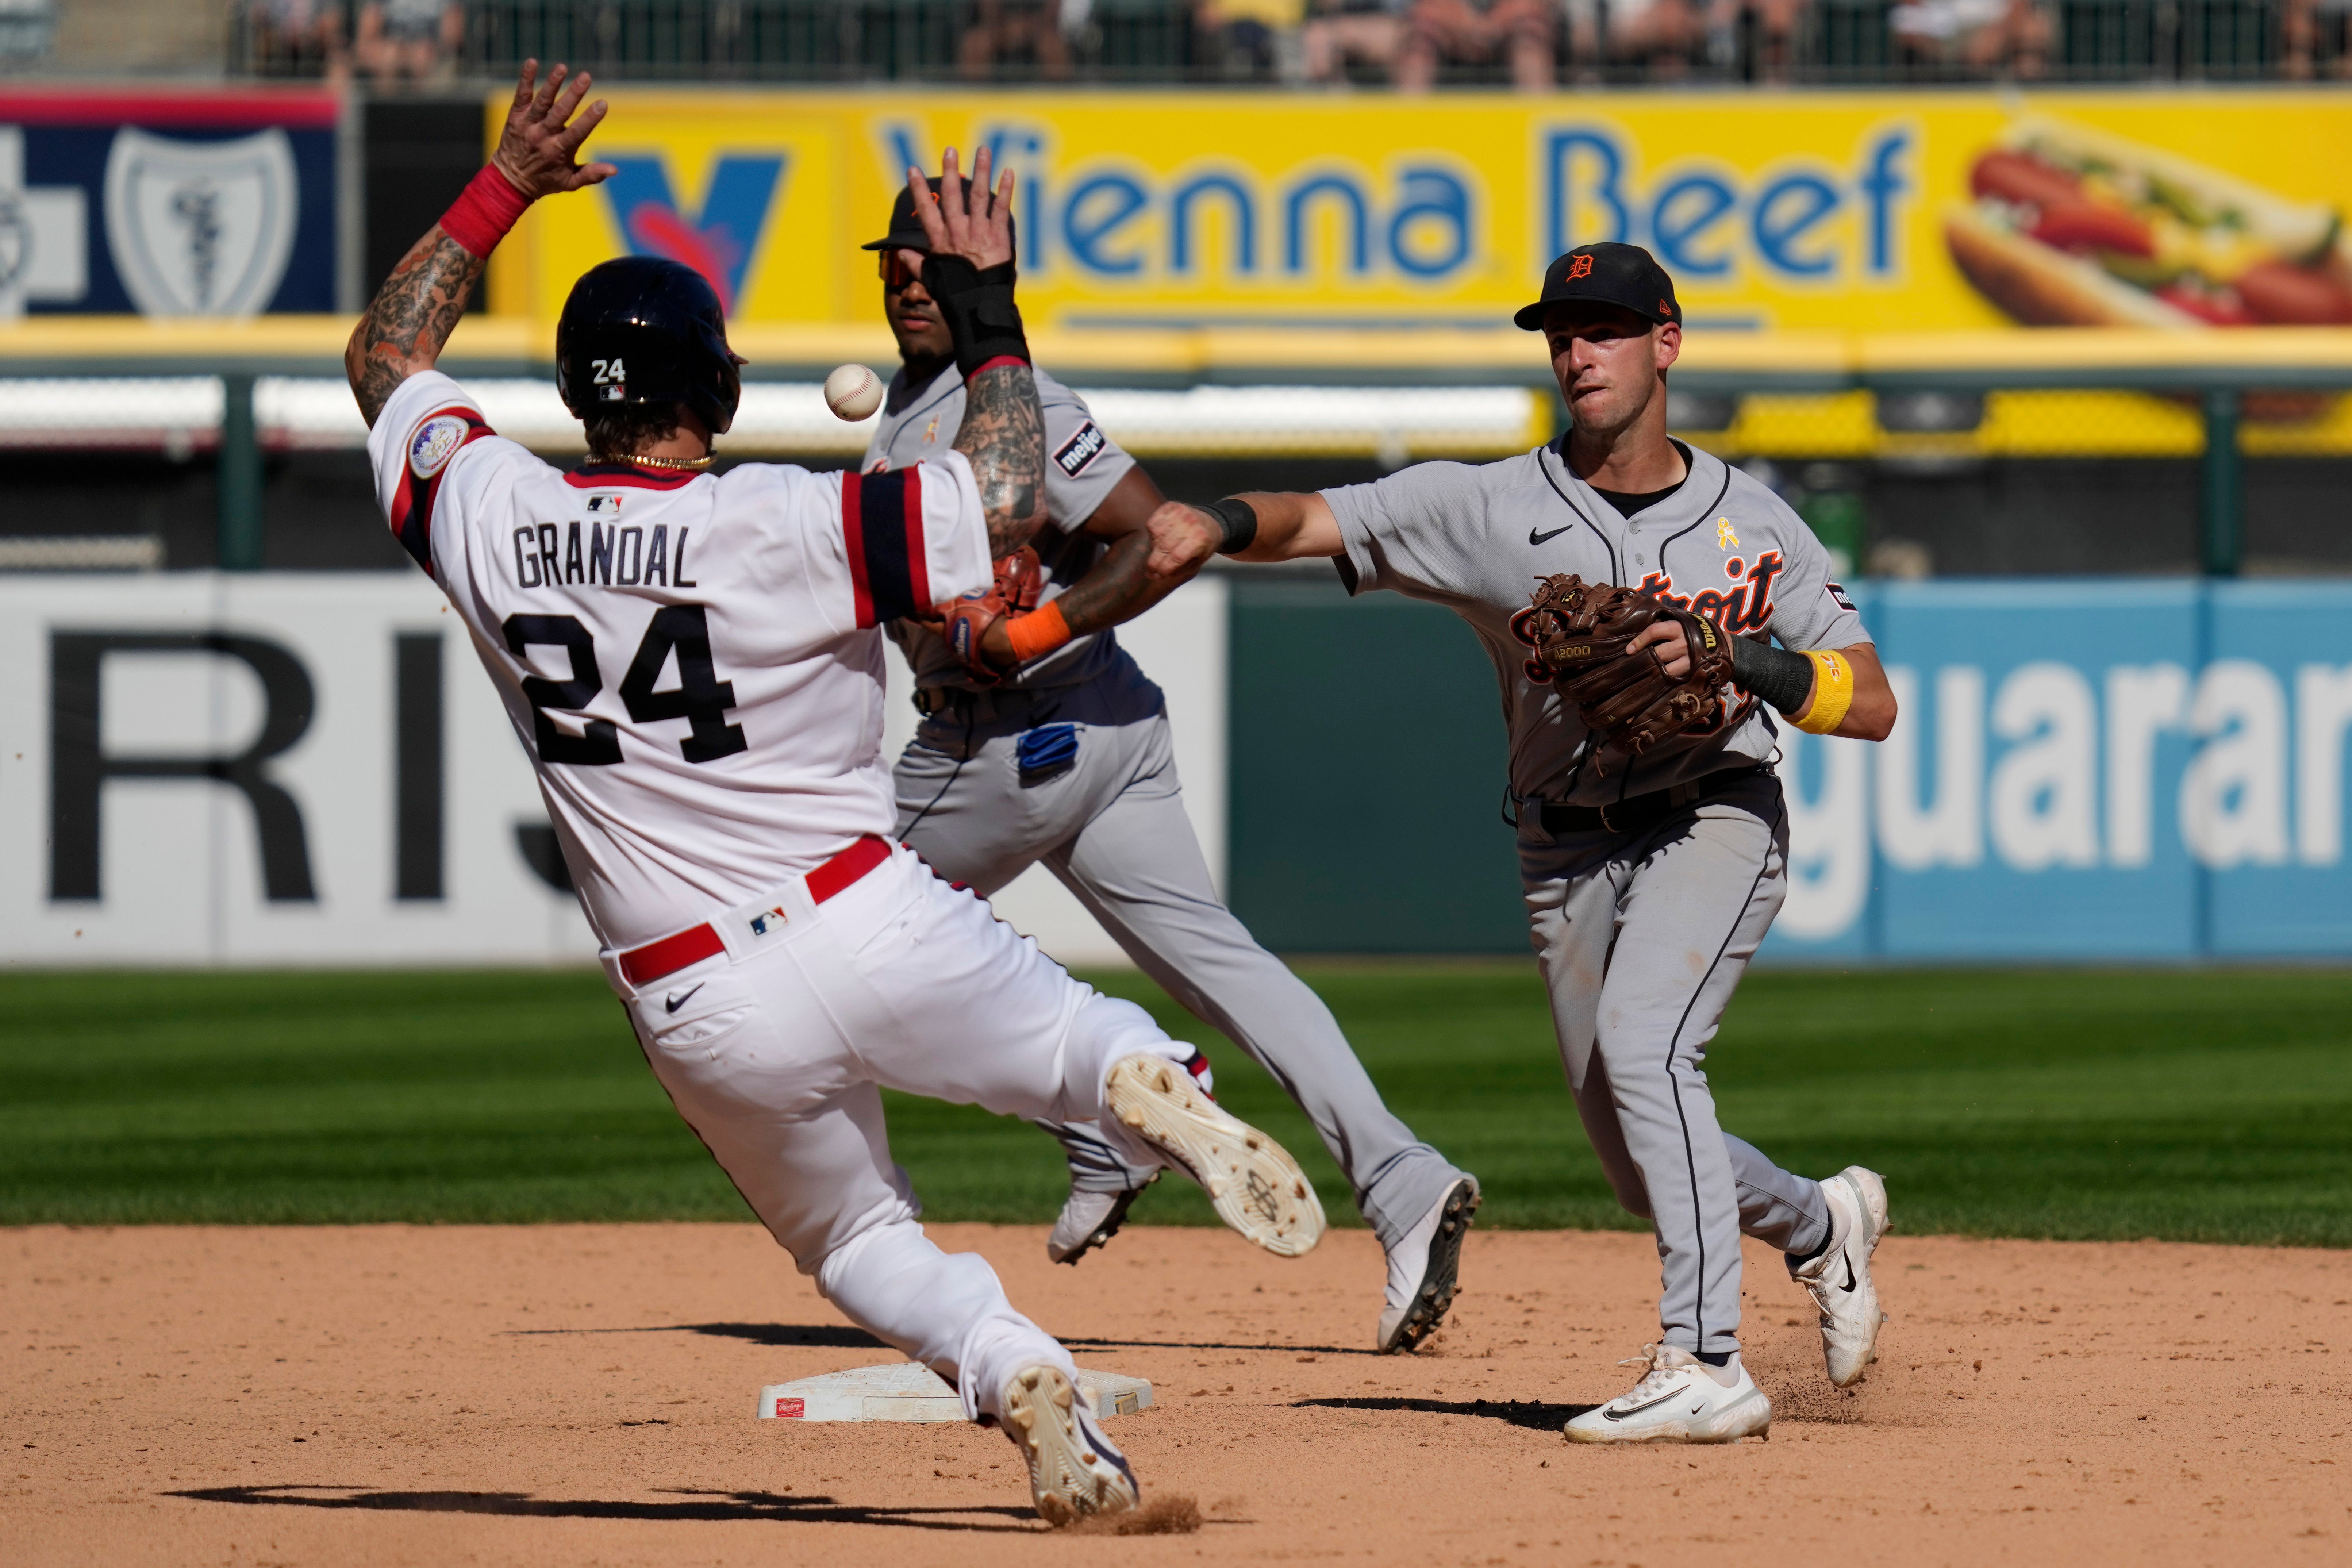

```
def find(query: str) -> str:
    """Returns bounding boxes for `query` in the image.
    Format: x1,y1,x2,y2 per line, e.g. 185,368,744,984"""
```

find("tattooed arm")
952,362,1050,557
900,146,1049,558
959,466,1172,668
345,60,614,427
347,233,485,427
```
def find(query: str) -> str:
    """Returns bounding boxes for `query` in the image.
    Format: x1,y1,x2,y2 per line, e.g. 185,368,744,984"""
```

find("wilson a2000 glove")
1523,573,1736,765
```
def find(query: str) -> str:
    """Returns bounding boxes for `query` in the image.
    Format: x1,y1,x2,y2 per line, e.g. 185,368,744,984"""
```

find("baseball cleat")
1047,1177,1154,1265
1564,1345,1772,1445
1001,1363,1140,1527
1789,1164,1890,1388
1104,1053,1325,1257
1378,1176,1481,1354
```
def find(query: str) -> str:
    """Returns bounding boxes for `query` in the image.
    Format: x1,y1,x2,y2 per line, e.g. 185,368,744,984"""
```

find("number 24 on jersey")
503,603,745,765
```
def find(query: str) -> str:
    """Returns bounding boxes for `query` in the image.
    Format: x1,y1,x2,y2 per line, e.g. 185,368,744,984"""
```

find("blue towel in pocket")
1016,722,1079,779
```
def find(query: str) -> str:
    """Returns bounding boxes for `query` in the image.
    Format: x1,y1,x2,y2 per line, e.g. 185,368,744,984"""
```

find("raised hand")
491,60,617,201
906,145,1016,273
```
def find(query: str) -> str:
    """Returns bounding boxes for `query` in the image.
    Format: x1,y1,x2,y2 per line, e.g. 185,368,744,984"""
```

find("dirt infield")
5,1222,2345,1567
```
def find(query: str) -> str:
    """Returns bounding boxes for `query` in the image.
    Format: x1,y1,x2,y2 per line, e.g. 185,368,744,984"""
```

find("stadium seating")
224,0,2347,81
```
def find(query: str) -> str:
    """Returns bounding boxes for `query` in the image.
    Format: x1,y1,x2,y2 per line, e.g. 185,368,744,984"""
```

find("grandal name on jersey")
367,369,993,951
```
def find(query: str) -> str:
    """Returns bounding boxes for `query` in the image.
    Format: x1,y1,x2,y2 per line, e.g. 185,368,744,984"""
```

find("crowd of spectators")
957,0,2337,84
248,0,465,84
246,0,2350,85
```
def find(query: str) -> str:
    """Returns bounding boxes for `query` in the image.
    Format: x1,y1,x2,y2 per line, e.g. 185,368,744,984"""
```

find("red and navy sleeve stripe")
386,406,493,573
840,465,931,627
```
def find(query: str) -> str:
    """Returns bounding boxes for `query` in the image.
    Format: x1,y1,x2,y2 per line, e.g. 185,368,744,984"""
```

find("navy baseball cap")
1514,243,1680,331
862,177,1017,254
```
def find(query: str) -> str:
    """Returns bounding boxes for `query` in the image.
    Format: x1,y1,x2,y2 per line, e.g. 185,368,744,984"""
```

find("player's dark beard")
888,297,955,377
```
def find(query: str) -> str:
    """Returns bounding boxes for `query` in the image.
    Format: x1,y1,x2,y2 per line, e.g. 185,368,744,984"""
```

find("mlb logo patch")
407,414,468,479
587,494,622,514
1053,422,1108,478
748,905,788,937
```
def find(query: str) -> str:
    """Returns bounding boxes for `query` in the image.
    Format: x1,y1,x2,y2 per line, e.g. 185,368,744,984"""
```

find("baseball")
824,363,885,421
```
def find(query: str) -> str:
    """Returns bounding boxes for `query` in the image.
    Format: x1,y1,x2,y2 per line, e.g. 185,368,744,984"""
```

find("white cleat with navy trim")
1564,1345,1772,1445
1001,1363,1140,1527
1104,1053,1325,1258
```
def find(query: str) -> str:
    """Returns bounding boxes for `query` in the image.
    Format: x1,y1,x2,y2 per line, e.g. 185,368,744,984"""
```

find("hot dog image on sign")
1946,115,2352,330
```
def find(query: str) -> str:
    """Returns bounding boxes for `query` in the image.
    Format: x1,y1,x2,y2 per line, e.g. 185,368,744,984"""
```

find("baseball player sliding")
1145,243,1900,1444
858,184,1480,1354
345,63,1324,1524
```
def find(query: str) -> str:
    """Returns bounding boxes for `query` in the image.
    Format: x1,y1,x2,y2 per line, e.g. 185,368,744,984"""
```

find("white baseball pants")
605,839,1190,1421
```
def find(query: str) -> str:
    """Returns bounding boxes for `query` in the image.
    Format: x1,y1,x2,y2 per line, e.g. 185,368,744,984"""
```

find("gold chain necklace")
595,451,716,473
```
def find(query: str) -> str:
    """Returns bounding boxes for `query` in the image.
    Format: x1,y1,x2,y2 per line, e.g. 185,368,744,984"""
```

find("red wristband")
965,354,1030,381
1004,601,1072,664
439,165,532,260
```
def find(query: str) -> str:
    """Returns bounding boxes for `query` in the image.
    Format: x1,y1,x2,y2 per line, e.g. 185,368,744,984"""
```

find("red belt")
617,835,892,988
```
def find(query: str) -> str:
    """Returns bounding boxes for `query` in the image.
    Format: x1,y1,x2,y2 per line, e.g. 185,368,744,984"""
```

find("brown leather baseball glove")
1522,573,1736,768
935,546,1043,684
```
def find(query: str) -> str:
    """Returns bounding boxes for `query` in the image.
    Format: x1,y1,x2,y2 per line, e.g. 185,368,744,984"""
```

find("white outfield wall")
0,572,1226,968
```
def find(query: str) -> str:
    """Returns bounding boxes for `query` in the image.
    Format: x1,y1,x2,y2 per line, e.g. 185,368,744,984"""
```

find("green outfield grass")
3,965,2348,1246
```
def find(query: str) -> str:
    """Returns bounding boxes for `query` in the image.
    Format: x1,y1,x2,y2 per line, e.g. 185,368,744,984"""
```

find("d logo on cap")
1568,255,1595,280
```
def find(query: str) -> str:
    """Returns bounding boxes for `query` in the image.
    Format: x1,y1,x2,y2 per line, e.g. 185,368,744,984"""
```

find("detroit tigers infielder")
345,65,1322,1523
1145,242,1902,1444
859,183,1480,1354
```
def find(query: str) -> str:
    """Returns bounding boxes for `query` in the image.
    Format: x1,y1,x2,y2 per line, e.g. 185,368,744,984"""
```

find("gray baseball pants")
892,657,1467,1250
1520,770,1831,1357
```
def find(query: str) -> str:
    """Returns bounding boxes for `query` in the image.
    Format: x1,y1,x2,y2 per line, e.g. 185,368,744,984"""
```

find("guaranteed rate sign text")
1771,580,2352,960
490,90,2352,334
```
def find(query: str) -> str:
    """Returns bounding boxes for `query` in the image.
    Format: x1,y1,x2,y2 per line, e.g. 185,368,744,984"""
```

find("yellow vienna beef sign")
489,91,2352,337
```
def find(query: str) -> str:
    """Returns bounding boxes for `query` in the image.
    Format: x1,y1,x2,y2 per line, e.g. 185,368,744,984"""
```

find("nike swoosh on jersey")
665,983,705,1015
1528,523,1576,547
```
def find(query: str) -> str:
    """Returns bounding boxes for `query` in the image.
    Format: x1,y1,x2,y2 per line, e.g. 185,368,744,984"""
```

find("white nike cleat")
1564,1345,1772,1445
1104,1053,1325,1257
1000,1363,1140,1527
1046,1177,1153,1265
1377,1176,1481,1354
1789,1164,1890,1388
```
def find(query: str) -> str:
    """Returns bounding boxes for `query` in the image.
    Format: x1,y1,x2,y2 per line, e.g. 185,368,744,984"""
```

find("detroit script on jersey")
368,370,994,948
1321,439,1869,806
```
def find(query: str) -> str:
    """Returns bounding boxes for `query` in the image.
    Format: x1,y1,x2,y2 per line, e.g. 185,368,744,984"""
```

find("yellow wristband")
1793,649,1854,735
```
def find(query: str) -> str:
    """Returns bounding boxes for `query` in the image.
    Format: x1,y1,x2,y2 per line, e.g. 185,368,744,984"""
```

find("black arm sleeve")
1728,633,1816,714
920,254,1030,378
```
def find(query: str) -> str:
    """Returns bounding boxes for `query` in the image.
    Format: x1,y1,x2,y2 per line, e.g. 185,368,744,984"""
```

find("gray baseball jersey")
874,358,1473,1256
1325,434,1856,1359
866,362,1133,691
1321,438,1868,807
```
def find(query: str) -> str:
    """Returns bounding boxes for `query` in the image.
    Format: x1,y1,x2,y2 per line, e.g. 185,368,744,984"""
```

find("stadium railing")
0,319,2347,575
227,0,2349,83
